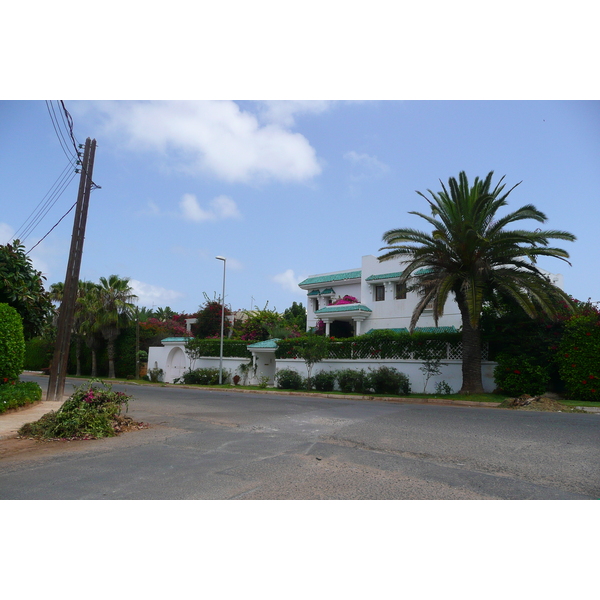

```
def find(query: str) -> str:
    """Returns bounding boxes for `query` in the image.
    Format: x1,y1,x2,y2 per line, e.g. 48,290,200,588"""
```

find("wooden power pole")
47,138,96,402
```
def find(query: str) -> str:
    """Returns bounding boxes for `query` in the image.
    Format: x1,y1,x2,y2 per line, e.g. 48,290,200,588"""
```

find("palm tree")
77,283,103,377
96,275,137,379
49,280,98,376
154,306,175,321
378,171,576,393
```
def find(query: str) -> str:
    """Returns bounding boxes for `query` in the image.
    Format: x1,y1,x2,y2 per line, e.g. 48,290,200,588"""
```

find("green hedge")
184,338,254,359
0,303,25,381
557,314,600,401
276,330,462,361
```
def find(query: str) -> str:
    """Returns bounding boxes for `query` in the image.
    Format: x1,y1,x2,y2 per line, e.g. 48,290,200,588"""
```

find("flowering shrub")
556,314,600,401
493,353,550,396
18,380,133,439
332,295,359,305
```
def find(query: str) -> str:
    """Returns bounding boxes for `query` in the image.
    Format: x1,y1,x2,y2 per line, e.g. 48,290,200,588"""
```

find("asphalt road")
1,375,598,499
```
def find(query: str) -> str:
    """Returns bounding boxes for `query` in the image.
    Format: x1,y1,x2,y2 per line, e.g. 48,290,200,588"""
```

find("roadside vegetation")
18,380,145,440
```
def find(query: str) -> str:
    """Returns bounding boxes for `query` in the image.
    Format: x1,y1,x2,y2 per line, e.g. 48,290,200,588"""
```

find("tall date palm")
96,275,137,379
379,171,576,393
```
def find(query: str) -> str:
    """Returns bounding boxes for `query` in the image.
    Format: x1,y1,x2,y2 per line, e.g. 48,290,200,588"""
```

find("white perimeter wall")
148,342,497,393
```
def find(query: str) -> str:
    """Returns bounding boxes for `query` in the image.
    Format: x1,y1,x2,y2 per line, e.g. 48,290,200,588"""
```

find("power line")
12,160,77,243
26,200,77,254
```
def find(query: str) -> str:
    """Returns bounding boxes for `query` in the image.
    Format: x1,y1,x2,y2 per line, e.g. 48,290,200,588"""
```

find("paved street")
1,375,598,499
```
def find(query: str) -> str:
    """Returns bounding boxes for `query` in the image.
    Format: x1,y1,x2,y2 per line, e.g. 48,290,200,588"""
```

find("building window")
375,285,385,301
313,298,319,312
395,283,407,299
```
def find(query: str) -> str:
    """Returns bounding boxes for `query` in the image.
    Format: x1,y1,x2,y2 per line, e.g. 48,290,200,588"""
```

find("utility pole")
47,138,96,402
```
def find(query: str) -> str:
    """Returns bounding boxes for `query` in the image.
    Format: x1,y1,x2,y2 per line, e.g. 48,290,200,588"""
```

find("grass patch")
0,380,42,414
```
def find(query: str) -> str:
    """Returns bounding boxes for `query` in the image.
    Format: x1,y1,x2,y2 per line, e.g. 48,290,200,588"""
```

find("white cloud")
78,100,322,183
257,101,333,127
129,279,184,307
343,151,390,180
273,269,306,296
179,194,242,222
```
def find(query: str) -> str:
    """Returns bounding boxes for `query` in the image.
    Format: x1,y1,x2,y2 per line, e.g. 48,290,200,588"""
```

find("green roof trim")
161,337,190,343
365,271,403,281
247,338,280,349
321,288,335,294
307,289,320,296
299,270,361,286
315,304,372,315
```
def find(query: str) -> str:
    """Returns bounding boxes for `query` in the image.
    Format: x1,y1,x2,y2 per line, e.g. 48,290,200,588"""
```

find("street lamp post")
216,256,226,384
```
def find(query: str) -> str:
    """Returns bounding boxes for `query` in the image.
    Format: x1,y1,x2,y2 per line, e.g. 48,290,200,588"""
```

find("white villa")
300,254,564,337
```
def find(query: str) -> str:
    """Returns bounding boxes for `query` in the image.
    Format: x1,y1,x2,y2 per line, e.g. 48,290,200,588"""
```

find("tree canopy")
0,240,53,339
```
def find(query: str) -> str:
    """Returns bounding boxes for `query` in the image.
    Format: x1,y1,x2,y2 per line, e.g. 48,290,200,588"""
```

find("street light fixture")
216,256,226,384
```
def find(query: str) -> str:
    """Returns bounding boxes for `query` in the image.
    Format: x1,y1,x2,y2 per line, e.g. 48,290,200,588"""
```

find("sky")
1,100,599,316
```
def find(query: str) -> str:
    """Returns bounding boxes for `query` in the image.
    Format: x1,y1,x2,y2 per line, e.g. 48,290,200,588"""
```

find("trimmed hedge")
275,330,462,361
0,303,25,381
185,338,253,359
557,314,600,401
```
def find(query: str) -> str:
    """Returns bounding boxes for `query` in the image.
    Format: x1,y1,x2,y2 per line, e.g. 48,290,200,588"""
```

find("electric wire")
11,160,77,242
19,100,100,253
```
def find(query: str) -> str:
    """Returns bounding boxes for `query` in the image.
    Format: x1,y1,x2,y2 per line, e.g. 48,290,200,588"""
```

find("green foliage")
0,303,26,381
493,353,550,396
148,367,164,383
282,301,307,331
0,381,42,414
312,370,336,392
175,368,228,385
419,358,446,393
18,380,132,439
434,381,453,395
367,366,411,395
336,368,370,394
276,330,461,361
185,338,253,359
557,313,600,401
0,240,54,339
275,368,304,390
24,336,54,370
238,303,284,342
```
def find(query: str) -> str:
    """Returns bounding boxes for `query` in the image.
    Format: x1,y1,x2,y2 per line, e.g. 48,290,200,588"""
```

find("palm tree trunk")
91,350,97,378
75,337,82,377
456,292,485,394
107,338,116,379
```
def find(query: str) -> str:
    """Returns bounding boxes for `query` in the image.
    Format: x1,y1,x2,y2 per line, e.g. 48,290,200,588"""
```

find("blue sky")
1,100,599,315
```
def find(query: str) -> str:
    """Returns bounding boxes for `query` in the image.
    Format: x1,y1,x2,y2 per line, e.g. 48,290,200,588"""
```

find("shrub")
434,381,453,395
275,368,304,390
18,380,132,439
368,366,411,395
176,367,228,385
313,370,336,392
337,369,370,394
0,381,42,414
24,336,54,370
493,353,550,397
148,367,164,383
0,303,26,381
556,314,600,401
